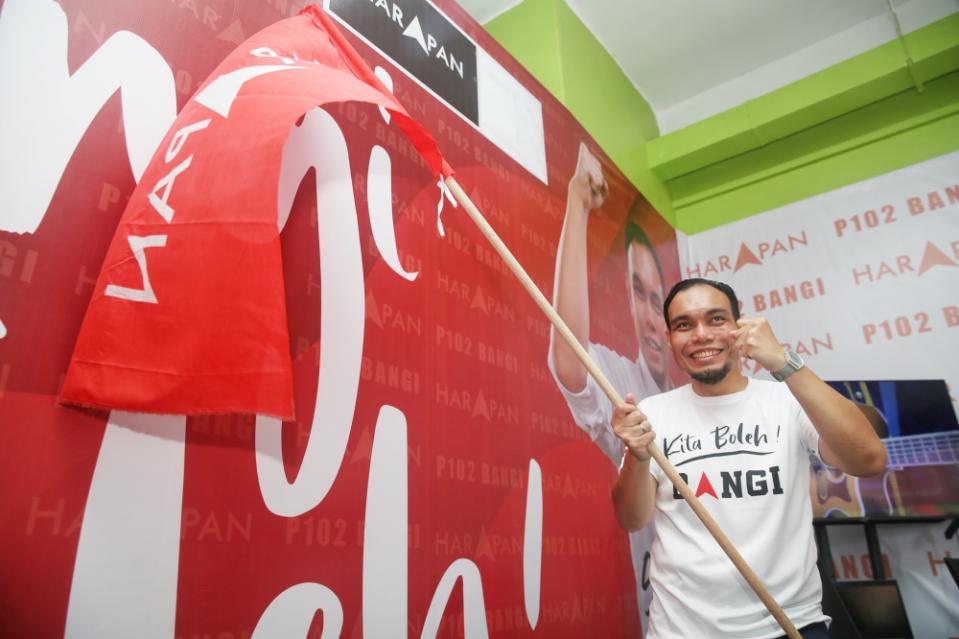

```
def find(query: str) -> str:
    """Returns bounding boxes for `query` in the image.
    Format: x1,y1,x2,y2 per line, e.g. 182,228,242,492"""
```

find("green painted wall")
485,0,566,102
485,2,959,234
485,0,672,223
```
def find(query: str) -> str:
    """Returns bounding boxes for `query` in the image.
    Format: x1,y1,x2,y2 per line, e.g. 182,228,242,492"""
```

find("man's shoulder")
740,377,804,416
746,377,793,399
588,342,666,397
584,342,633,372
639,384,689,410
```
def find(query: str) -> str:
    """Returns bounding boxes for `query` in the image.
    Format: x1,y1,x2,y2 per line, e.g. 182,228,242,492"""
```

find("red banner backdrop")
0,1,680,637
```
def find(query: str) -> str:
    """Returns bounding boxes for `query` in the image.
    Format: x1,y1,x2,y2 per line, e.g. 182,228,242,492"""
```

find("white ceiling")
457,0,959,134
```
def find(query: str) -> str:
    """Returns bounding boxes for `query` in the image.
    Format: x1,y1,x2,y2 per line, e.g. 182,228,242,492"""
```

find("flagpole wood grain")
444,176,802,639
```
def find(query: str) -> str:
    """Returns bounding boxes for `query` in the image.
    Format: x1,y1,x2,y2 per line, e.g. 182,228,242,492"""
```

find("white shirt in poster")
549,342,664,631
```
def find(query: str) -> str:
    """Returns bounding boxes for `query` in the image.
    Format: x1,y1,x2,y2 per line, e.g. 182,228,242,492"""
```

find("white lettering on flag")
104,235,168,304
147,156,193,223
195,65,305,117
165,118,211,162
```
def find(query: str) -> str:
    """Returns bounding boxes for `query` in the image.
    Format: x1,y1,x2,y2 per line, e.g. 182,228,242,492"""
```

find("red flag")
61,6,449,419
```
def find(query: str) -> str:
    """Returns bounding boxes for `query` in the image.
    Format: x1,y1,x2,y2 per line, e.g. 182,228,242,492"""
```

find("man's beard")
690,362,731,385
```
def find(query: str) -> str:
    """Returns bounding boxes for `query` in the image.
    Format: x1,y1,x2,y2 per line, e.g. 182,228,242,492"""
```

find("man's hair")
663,278,741,325
624,218,664,284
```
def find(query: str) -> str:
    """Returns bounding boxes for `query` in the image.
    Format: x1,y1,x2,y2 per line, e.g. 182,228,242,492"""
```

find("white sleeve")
792,394,822,461
547,343,634,464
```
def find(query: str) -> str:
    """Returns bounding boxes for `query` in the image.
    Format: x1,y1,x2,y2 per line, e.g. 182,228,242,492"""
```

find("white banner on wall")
678,151,959,412
678,150,959,638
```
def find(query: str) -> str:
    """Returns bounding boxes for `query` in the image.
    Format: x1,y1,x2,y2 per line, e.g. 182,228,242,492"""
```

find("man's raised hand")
568,142,608,211
730,317,788,373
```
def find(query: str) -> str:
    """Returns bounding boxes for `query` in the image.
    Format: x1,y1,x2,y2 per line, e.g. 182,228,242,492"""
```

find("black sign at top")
328,0,479,124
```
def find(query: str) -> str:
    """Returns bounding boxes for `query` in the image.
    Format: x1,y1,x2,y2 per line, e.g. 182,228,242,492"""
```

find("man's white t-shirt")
640,379,830,639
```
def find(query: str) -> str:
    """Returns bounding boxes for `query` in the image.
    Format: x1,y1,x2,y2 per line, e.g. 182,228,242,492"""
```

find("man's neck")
691,370,748,397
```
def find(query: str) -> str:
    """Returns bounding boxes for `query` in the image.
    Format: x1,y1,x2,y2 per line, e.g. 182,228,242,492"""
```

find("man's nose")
644,303,658,327
691,323,709,341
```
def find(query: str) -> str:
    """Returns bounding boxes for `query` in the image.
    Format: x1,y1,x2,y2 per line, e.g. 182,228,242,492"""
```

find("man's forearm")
732,318,887,477
785,367,887,476
612,454,656,531
549,199,591,392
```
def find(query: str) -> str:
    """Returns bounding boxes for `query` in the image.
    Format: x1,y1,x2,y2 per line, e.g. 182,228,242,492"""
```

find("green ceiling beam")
647,13,959,182
671,70,959,234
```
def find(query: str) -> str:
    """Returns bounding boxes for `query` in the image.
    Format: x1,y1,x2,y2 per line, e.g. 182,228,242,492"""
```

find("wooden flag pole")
444,175,802,639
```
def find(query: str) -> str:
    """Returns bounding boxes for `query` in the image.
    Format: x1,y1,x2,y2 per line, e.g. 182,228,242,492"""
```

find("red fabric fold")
61,5,448,418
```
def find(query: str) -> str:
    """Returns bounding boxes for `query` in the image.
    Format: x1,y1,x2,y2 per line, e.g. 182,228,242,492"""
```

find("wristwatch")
771,349,804,381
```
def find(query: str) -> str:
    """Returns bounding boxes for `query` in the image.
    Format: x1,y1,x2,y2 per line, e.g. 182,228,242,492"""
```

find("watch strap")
772,349,804,381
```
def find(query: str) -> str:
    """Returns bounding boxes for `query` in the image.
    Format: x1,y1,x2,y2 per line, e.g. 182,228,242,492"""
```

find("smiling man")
548,143,671,632
611,278,887,639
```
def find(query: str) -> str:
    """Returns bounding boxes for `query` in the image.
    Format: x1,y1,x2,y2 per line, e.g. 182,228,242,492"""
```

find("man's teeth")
692,349,720,360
